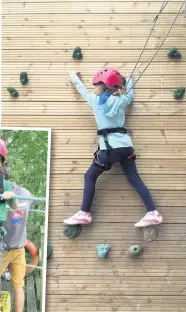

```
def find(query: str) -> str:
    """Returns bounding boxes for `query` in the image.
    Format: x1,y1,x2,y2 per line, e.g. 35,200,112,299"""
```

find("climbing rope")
126,0,185,94
125,0,168,88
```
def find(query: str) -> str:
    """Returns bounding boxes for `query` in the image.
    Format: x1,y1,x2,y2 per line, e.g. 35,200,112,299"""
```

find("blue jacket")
69,72,134,150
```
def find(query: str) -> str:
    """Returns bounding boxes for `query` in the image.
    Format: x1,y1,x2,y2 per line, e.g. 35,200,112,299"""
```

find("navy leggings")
81,147,155,213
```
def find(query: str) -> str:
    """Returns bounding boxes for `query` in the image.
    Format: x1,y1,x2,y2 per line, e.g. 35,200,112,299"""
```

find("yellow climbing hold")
0,291,11,312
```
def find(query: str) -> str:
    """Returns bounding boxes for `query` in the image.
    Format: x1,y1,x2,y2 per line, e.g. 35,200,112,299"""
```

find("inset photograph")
0,127,51,312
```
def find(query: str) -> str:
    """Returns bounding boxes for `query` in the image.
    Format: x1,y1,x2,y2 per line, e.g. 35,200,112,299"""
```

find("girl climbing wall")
63,68,163,228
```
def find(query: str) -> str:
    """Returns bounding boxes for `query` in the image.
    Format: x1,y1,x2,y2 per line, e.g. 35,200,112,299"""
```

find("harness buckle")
93,150,112,171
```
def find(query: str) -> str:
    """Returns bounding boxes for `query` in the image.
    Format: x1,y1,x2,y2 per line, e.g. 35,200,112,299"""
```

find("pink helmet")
93,67,123,89
0,138,7,161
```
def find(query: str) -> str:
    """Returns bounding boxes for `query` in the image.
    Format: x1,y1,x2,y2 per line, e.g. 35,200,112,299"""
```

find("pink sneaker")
135,210,163,227
63,210,92,225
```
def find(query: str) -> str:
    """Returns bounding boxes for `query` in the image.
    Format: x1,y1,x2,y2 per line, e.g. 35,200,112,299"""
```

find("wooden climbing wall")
1,0,186,311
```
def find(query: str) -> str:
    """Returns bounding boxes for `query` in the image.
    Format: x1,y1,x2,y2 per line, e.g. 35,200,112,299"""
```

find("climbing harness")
125,0,185,93
94,127,136,170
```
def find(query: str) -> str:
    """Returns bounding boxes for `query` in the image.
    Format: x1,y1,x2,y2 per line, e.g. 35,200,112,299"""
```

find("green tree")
0,129,49,255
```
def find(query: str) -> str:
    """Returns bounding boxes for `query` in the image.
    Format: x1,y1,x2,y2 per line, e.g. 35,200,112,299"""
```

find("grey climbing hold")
142,225,159,242
128,244,143,257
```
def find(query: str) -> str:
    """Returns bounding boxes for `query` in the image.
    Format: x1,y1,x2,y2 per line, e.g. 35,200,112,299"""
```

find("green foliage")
0,130,48,198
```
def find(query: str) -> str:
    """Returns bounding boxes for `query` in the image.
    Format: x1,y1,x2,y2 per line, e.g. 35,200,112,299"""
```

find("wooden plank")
2,49,186,63
2,14,185,26
43,129,186,145
46,257,186,267
1,116,184,130
49,158,186,174
26,276,37,312
49,209,186,223
41,277,186,296
48,189,186,206
0,128,185,157
2,37,186,49
3,0,182,2
49,174,186,190
47,202,186,220
2,88,186,102
45,294,186,311
3,2,185,14
2,62,186,75
45,240,186,259
2,25,186,38
2,102,186,116
44,294,186,312
2,75,186,89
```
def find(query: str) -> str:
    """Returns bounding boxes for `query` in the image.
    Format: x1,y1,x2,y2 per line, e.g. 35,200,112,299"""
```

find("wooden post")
185,0,186,17
39,225,45,312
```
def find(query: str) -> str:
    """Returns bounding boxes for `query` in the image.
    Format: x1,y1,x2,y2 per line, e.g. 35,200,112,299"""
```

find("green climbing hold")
96,244,110,259
47,244,53,260
168,48,181,59
128,244,143,257
173,87,185,99
63,224,82,239
72,47,83,60
7,87,19,98
20,72,29,85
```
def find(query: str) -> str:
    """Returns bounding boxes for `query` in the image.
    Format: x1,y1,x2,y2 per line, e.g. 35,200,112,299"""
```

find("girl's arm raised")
69,72,96,108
